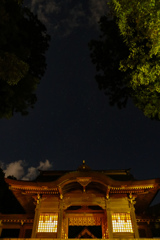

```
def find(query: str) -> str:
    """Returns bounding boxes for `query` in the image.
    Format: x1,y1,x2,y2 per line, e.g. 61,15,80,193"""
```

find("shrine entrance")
69,226,102,238
65,206,106,239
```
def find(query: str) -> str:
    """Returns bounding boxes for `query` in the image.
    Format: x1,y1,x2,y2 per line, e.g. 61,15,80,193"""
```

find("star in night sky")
1,0,160,207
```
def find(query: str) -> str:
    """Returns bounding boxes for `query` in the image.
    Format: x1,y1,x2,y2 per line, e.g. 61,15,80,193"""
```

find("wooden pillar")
0,220,3,237
64,216,69,239
129,198,139,238
105,199,113,239
19,221,25,238
57,199,64,238
31,194,41,238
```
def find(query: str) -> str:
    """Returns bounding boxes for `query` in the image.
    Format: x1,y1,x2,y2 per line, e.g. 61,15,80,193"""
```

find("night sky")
1,0,160,199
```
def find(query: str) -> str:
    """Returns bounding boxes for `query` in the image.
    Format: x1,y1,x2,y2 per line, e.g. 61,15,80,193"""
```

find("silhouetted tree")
0,168,25,213
89,0,160,120
7,175,17,180
0,0,50,118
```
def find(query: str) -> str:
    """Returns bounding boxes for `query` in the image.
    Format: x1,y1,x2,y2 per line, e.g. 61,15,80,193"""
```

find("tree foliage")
0,0,50,118
0,168,24,213
89,0,160,120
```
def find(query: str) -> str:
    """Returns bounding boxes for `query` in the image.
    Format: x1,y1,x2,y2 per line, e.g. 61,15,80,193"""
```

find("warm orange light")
37,213,58,232
112,213,133,233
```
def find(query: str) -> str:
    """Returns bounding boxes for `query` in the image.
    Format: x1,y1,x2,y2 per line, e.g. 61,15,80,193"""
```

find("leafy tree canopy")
0,0,50,118
0,168,24,213
89,0,160,120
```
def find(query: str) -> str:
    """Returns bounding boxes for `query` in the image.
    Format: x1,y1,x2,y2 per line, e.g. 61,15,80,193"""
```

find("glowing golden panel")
112,213,133,233
69,217,101,226
37,213,58,232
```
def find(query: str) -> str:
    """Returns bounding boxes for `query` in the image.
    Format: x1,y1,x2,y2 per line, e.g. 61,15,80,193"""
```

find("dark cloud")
25,0,108,36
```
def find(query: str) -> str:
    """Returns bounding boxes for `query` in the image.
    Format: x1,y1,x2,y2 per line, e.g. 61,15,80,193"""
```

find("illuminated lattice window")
112,213,133,233
37,213,58,232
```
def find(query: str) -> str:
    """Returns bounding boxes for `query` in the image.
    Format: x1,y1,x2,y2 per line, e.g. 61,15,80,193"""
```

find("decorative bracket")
106,186,110,200
77,177,92,193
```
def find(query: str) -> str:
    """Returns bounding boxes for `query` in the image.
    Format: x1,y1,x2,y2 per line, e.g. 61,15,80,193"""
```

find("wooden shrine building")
0,161,160,239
